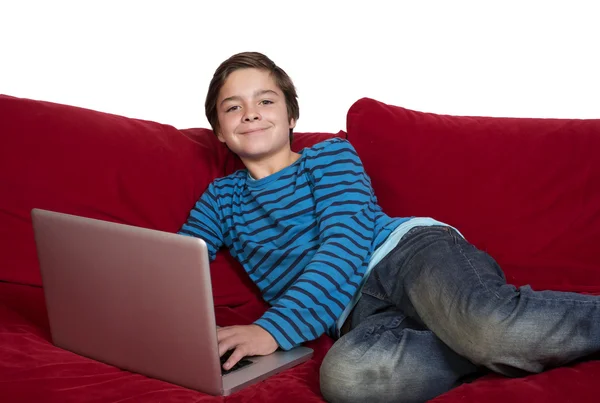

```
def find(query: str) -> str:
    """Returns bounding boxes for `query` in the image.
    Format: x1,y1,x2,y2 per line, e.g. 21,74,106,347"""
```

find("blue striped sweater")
178,138,409,350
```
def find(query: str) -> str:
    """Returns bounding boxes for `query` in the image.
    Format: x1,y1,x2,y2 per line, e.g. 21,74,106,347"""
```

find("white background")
1,1,598,133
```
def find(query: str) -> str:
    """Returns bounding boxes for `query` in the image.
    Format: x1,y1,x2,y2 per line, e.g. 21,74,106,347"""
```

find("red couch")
1,94,599,402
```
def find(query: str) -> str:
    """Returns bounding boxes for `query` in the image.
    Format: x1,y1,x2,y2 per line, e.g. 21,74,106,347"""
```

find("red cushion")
429,364,600,403
0,282,50,333
346,97,600,291
0,298,333,403
0,95,227,287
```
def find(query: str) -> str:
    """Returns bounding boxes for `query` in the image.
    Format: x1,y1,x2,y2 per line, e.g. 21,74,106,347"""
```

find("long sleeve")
178,183,224,262
254,139,376,349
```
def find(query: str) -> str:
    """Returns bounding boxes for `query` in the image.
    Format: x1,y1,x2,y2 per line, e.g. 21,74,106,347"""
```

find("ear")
289,118,296,129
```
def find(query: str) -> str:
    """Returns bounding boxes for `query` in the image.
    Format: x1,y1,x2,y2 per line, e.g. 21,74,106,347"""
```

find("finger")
217,333,240,355
216,325,240,341
216,326,238,348
218,337,237,357
216,326,227,342
217,331,245,357
224,346,247,370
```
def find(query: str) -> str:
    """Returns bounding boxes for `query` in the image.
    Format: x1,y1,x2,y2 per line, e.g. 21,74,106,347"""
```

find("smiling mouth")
240,127,269,135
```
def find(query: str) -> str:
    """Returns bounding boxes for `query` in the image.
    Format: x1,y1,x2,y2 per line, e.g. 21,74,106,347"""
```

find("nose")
243,106,261,122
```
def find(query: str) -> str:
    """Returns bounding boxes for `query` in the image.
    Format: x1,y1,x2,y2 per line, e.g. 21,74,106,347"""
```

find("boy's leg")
381,225,600,375
320,295,480,403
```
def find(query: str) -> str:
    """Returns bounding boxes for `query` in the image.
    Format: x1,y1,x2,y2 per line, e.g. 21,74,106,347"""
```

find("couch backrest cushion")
0,95,228,286
346,97,600,291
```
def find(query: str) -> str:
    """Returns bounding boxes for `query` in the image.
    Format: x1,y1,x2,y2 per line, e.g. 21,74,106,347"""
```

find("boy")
180,52,600,403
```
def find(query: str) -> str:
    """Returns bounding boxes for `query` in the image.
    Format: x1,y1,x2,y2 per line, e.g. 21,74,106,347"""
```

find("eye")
225,105,240,113
260,100,274,105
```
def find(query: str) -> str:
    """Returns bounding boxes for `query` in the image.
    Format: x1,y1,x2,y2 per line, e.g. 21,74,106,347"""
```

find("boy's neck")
243,151,302,180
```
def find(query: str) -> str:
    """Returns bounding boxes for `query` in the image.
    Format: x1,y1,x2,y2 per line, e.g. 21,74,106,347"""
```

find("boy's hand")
217,324,278,370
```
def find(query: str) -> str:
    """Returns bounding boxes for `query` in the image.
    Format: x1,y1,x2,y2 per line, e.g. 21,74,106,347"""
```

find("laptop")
31,208,313,396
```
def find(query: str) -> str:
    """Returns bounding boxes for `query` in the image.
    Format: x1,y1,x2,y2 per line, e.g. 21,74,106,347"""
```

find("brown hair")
205,52,299,142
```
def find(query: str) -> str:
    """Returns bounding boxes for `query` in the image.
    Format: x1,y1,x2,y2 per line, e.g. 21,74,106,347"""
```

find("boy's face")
216,68,296,163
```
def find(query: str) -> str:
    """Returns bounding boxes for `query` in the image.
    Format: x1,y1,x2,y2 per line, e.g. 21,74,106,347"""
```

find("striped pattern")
179,138,407,349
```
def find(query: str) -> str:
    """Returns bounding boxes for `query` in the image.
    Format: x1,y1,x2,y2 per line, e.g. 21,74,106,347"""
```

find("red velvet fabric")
0,96,225,287
0,283,334,403
2,93,600,402
347,97,600,292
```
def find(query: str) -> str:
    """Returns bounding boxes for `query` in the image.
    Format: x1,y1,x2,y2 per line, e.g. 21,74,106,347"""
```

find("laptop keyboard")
220,349,253,375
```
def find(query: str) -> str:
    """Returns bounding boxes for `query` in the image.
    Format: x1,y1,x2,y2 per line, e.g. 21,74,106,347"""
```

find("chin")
234,147,269,159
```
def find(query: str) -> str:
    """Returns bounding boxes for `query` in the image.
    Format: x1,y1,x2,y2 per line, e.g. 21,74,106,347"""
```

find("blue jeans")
320,226,600,403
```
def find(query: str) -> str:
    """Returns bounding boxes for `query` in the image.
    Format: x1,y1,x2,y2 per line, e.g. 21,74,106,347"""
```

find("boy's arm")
255,138,376,350
177,183,224,261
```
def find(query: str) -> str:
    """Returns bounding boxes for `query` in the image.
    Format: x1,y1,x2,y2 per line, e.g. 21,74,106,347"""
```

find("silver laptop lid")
31,208,224,395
